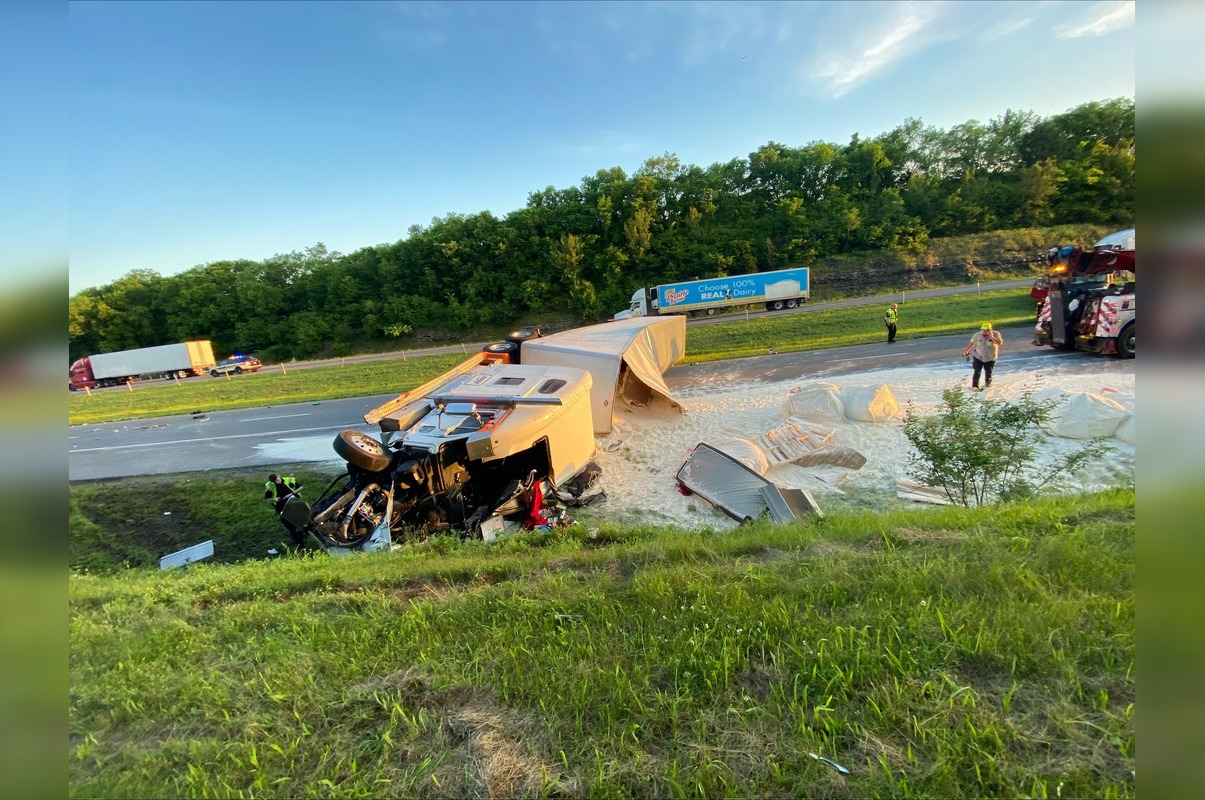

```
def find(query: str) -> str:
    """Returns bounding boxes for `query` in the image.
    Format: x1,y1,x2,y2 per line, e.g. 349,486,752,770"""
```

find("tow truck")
1033,229,1135,358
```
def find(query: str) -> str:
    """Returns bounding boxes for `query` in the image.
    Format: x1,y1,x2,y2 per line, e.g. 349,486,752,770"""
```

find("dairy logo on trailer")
664,288,689,306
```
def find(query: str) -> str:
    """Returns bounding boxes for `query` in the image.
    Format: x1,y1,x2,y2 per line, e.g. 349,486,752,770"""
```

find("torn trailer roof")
519,315,686,434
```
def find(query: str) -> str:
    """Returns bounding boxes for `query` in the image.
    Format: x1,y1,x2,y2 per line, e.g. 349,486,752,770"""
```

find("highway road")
68,325,1128,482
74,278,1036,393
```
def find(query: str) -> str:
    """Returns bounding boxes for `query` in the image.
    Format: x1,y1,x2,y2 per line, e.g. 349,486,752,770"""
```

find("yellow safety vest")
265,476,298,496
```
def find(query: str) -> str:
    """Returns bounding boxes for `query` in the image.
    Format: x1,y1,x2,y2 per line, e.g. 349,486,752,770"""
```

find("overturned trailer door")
519,316,686,434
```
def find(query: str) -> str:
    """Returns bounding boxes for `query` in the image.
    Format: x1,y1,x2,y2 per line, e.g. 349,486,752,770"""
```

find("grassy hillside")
69,288,1035,426
70,489,1134,798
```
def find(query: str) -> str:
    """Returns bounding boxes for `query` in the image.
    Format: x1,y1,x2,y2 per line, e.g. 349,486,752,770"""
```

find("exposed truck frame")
1033,229,1135,358
291,318,686,554
614,267,810,319
69,341,217,390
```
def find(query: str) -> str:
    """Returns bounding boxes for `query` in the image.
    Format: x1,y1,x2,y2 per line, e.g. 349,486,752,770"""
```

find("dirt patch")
799,538,881,561
735,656,785,705
352,666,578,798
891,527,968,546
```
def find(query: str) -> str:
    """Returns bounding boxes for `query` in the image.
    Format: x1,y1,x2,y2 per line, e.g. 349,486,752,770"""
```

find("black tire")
332,429,392,472
483,341,520,360
706,308,717,316
1117,323,1135,358
233,366,243,374
210,369,219,377
505,327,541,344
786,299,798,309
767,300,785,311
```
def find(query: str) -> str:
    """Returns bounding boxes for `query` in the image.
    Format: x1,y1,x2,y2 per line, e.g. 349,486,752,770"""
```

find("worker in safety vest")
264,473,304,547
884,303,899,343
963,323,1004,392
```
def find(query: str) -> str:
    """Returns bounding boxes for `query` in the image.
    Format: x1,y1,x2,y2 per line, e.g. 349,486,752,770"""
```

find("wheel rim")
349,434,381,454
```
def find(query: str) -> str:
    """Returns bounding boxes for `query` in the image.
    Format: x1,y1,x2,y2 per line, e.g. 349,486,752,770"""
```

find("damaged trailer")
287,317,686,553
520,315,686,433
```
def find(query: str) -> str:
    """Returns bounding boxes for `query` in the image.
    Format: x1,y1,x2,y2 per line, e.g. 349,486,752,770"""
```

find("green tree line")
69,99,1133,363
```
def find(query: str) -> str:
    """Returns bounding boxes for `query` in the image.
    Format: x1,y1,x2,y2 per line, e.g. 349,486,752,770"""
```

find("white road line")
238,413,312,422
68,424,373,454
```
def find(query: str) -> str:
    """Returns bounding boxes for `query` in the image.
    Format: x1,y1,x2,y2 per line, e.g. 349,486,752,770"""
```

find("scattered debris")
159,540,214,570
896,479,953,505
752,418,834,467
809,753,850,776
677,443,823,523
789,445,868,470
760,484,824,522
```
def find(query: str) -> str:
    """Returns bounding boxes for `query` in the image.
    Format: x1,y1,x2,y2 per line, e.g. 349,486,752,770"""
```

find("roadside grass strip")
70,489,1135,798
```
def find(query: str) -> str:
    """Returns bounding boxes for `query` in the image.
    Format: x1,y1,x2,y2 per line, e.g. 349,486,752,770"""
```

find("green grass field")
69,488,1135,798
68,289,1035,426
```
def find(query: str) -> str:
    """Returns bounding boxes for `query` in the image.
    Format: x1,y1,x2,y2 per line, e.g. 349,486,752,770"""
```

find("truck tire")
767,300,785,311
333,430,392,472
1117,323,1135,358
483,341,520,360
505,327,541,345
786,299,798,309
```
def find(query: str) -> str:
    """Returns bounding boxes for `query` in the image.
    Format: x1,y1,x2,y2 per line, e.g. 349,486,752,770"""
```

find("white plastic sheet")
840,384,901,423
780,382,846,423
1042,391,1130,439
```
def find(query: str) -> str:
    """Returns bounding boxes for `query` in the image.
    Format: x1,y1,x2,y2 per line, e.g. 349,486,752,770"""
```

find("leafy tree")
68,98,1134,354
903,388,1107,507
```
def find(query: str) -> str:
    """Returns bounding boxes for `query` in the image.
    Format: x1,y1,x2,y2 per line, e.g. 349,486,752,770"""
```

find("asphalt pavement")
70,322,1123,483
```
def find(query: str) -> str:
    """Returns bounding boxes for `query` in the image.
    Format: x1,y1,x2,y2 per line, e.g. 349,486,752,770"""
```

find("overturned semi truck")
281,316,687,553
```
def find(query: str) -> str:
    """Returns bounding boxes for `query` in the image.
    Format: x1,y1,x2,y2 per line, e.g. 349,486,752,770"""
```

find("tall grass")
70,489,1135,798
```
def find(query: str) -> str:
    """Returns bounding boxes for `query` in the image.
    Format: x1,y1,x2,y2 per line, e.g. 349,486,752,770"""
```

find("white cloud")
980,16,1035,41
1054,1,1134,39
808,2,951,99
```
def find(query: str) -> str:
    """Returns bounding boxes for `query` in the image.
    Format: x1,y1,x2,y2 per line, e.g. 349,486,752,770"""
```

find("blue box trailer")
614,267,811,319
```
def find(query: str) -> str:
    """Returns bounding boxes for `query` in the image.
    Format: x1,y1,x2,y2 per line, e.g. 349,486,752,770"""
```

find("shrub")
903,388,1107,507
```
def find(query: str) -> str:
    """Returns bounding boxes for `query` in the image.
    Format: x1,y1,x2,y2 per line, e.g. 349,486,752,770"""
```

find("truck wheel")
786,299,798,309
1117,323,1135,358
505,327,541,344
767,300,785,311
483,341,520,359
333,430,392,472
706,308,717,316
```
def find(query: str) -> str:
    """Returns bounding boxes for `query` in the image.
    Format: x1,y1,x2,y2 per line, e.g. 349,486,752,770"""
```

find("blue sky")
64,1,1136,293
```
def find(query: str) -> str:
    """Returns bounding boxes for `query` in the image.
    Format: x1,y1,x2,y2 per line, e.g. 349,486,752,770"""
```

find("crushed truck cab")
297,317,686,553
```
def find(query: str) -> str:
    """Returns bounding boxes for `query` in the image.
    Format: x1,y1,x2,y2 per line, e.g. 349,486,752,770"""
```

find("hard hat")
981,323,992,330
